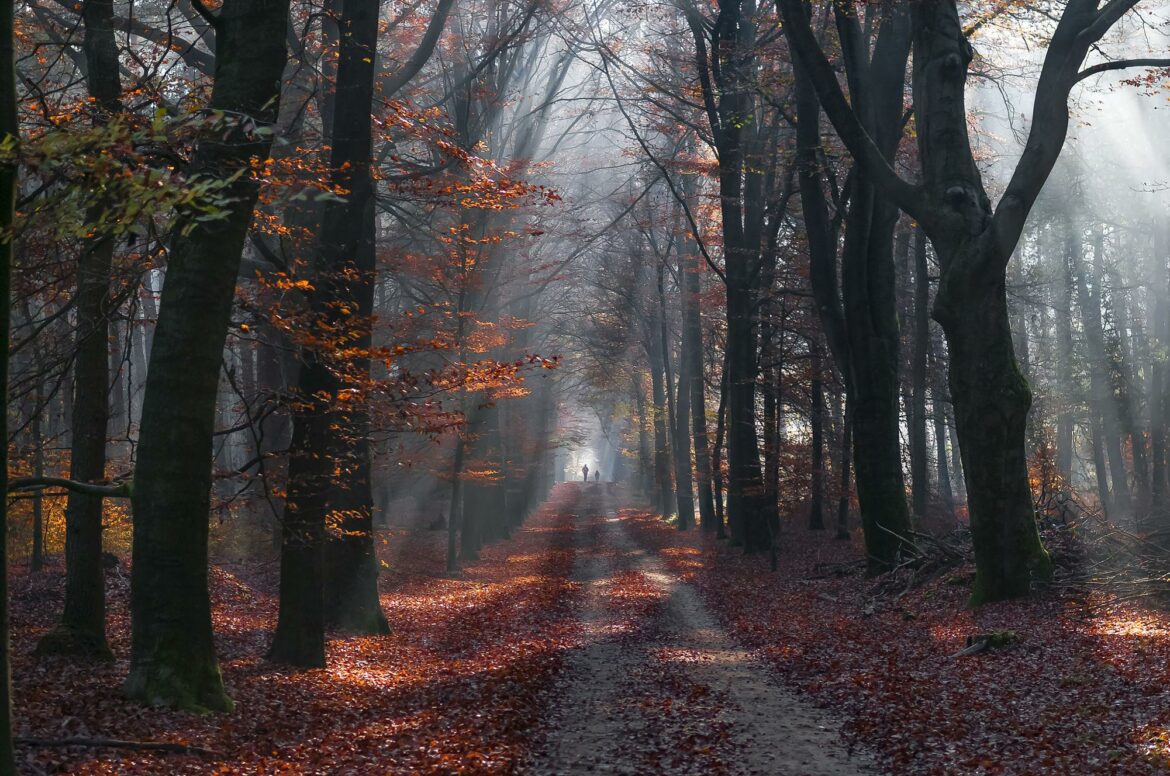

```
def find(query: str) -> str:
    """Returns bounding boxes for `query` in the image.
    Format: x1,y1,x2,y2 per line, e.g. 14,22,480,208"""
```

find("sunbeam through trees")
1,0,1170,773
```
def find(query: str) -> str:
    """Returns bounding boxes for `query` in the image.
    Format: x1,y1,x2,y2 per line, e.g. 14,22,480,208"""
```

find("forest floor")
524,484,874,775
10,483,1170,774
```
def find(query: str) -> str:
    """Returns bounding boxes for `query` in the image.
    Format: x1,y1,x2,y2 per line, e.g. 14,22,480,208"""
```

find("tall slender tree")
37,0,122,660
0,0,17,766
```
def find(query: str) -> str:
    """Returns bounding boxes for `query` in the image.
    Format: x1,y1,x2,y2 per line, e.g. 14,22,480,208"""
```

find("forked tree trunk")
790,10,912,571
778,0,1126,601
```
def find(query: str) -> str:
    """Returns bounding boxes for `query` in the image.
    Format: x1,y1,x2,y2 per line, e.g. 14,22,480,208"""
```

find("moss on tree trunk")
937,270,1053,605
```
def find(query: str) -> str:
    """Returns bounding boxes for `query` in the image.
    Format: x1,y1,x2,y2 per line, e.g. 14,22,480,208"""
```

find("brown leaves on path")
626,509,1170,775
12,487,582,774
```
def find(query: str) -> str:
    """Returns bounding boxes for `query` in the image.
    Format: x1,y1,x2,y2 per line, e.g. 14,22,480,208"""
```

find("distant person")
593,469,600,482
582,464,589,482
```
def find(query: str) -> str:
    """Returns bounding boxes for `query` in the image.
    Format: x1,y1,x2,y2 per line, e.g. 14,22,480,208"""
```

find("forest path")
524,485,878,776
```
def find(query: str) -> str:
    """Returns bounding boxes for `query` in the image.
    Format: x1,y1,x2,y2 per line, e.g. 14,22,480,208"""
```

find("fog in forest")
4,0,1170,773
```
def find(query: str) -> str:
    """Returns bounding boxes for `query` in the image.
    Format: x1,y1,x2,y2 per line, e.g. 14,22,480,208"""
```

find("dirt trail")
525,485,878,776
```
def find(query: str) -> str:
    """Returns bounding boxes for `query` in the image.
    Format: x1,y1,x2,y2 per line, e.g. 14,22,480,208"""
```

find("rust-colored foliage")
627,510,1170,775
12,487,584,774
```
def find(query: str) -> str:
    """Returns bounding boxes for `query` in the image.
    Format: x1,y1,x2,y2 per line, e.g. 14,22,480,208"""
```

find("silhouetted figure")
581,464,589,482
593,469,600,482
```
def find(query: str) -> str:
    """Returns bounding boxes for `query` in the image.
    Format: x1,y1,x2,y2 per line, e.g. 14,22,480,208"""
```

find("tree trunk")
929,333,955,523
726,282,768,551
760,291,778,521
1073,227,1129,518
30,399,43,572
1111,267,1150,519
844,177,913,571
127,0,290,710
633,374,652,500
0,3,16,766
712,349,729,539
683,244,716,530
673,317,695,530
1055,226,1076,480
809,342,825,530
266,372,326,667
935,262,1052,604
38,0,121,660
1151,223,1169,523
648,339,674,518
660,260,693,529
910,228,930,520
835,393,852,540
313,0,388,635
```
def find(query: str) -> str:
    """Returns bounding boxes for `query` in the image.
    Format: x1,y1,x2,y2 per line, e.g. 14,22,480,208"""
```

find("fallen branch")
15,736,219,757
807,559,865,579
950,630,1020,659
951,637,989,658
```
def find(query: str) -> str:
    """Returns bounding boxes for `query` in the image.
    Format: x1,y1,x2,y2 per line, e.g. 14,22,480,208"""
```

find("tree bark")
660,258,694,529
835,393,852,540
712,349,729,539
937,261,1051,602
38,0,122,660
0,3,17,767
682,238,716,530
929,333,955,523
272,0,383,636
127,0,290,710
910,227,930,520
648,339,674,518
1055,225,1076,480
809,342,825,530
789,3,913,571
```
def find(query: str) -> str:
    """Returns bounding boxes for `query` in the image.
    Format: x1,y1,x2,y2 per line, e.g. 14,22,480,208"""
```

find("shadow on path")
525,484,880,776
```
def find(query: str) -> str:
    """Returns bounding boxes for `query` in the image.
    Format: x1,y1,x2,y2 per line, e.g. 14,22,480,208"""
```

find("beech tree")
790,0,914,571
35,0,122,661
127,0,292,709
780,0,1170,602
0,0,15,768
